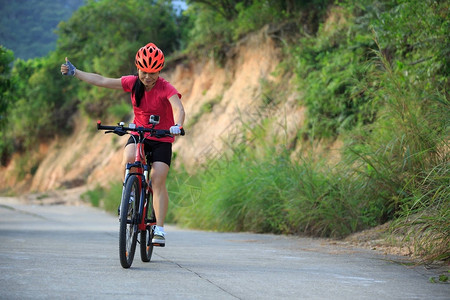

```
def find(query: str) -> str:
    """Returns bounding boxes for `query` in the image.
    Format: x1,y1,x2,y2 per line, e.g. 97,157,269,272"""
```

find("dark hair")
131,75,145,107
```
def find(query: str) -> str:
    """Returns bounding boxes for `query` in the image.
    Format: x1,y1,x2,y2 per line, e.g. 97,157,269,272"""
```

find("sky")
172,0,188,14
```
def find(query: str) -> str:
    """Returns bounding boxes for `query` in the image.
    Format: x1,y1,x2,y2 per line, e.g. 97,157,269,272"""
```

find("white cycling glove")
169,124,182,135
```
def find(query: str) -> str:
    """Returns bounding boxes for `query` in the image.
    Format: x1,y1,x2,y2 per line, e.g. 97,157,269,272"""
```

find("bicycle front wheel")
119,175,140,268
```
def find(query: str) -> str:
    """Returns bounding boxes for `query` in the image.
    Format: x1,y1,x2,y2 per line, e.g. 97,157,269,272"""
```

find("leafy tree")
8,53,77,151
184,0,332,60
187,0,252,20
0,46,15,165
187,0,328,20
0,46,14,128
370,0,449,88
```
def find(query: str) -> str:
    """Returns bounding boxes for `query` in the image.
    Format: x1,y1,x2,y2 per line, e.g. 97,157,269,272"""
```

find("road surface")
0,196,448,299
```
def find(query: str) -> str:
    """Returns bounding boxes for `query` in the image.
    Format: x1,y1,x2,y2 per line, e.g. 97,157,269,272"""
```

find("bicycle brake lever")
114,128,127,136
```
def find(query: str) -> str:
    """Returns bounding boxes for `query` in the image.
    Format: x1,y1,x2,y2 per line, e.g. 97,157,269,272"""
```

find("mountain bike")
97,115,184,269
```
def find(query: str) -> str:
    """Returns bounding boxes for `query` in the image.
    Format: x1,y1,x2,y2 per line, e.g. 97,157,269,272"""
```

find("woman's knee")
151,162,169,187
152,172,166,187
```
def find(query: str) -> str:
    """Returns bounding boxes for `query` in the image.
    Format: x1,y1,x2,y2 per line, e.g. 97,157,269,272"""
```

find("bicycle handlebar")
97,121,185,137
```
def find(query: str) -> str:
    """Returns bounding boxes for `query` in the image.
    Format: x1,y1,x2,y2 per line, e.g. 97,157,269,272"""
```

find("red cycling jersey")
121,75,181,143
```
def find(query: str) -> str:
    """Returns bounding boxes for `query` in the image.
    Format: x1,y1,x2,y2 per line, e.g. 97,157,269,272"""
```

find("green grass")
81,183,121,214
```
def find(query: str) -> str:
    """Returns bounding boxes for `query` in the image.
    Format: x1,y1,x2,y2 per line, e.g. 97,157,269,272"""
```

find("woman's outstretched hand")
61,57,76,76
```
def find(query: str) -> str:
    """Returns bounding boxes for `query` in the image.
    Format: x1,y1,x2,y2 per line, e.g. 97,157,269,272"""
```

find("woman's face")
138,69,160,90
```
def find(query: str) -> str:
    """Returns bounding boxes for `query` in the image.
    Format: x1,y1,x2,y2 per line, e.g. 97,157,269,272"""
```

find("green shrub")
81,185,104,207
293,5,377,138
107,101,132,121
81,183,121,213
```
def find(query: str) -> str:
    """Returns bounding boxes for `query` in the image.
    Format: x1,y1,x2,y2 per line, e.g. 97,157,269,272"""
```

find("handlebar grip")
180,128,185,136
97,121,120,131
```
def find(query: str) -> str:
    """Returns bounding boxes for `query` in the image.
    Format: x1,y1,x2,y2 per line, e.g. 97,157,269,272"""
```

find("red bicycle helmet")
135,43,165,73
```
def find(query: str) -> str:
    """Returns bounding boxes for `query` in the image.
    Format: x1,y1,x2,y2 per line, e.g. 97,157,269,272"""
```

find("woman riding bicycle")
61,43,185,246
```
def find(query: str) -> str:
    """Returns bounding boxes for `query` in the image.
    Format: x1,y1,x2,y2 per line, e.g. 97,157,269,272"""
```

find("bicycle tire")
140,226,154,262
140,189,154,262
119,175,139,268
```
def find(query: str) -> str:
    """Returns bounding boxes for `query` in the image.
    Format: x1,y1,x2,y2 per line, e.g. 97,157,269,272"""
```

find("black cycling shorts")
125,136,172,167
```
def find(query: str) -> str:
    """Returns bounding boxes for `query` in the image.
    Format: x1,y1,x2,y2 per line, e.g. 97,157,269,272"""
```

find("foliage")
0,46,14,125
370,0,449,87
81,185,104,208
9,53,78,149
0,46,15,165
81,183,122,213
0,0,83,60
187,0,252,21
293,6,377,137
294,0,448,138
184,0,332,61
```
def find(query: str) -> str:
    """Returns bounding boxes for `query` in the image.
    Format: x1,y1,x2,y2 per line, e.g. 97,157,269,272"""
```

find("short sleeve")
162,80,181,100
121,75,137,92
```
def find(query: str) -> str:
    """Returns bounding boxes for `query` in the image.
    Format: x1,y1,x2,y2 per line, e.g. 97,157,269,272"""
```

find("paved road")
0,197,448,300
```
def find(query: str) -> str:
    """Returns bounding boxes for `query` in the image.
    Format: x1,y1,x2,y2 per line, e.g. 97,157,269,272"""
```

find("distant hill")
0,0,84,60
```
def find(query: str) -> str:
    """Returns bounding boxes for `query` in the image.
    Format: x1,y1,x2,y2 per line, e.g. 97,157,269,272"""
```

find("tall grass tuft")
81,182,122,214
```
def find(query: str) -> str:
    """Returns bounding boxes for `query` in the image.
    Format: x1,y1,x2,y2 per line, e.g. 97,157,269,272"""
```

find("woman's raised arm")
61,57,122,90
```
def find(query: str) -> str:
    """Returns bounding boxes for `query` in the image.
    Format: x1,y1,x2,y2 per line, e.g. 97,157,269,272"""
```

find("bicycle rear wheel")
140,190,154,262
119,175,139,268
140,226,154,262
